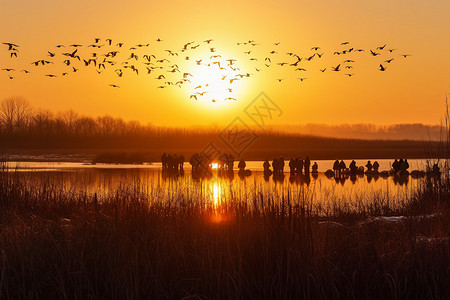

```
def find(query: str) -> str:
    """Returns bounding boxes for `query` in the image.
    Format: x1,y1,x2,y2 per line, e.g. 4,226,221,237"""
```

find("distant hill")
265,123,442,141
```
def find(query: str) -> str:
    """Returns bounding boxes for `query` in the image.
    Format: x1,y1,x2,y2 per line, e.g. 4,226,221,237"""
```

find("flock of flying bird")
2,39,410,103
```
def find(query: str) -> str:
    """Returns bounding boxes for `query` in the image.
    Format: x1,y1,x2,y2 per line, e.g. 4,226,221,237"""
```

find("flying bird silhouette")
331,64,341,71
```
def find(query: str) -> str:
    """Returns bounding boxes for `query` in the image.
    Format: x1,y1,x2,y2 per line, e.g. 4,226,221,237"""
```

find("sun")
183,52,248,106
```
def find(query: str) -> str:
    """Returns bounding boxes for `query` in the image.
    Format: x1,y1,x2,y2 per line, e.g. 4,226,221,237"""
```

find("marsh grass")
0,167,448,299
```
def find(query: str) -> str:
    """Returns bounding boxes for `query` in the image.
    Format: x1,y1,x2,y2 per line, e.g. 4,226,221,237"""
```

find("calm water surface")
3,159,438,214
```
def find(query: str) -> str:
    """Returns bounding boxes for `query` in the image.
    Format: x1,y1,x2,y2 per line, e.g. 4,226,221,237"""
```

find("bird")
109,84,119,88
45,74,57,77
297,78,307,81
311,47,320,51
344,73,354,77
3,42,19,50
377,44,386,50
276,78,285,82
190,95,198,100
402,54,411,58
385,58,394,63
379,64,386,71
48,51,55,57
225,97,236,101
341,41,350,45
204,39,213,44
2,68,14,71
320,68,326,72
343,60,355,63
370,50,380,56
331,64,341,71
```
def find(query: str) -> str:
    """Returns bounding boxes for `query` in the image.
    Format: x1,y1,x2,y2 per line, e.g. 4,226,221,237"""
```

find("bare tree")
0,96,31,135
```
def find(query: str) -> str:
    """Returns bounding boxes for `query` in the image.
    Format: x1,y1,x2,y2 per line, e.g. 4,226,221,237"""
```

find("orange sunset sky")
1,0,449,127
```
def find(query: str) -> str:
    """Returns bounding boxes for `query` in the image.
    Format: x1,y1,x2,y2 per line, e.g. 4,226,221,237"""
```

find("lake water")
2,158,432,172
2,159,441,215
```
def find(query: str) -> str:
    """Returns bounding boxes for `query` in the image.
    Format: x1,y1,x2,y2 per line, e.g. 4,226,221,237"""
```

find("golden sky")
1,0,449,127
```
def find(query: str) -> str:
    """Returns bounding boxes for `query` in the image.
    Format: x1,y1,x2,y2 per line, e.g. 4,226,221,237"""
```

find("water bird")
331,64,341,71
3,42,19,50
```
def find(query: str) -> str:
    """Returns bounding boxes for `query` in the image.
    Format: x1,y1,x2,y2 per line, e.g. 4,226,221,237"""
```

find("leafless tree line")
0,97,214,149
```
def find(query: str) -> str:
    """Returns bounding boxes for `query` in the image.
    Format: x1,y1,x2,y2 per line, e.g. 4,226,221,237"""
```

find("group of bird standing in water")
161,152,441,183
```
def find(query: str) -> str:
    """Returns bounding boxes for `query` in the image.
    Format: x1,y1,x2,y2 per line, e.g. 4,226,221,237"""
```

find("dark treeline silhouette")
0,97,445,160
